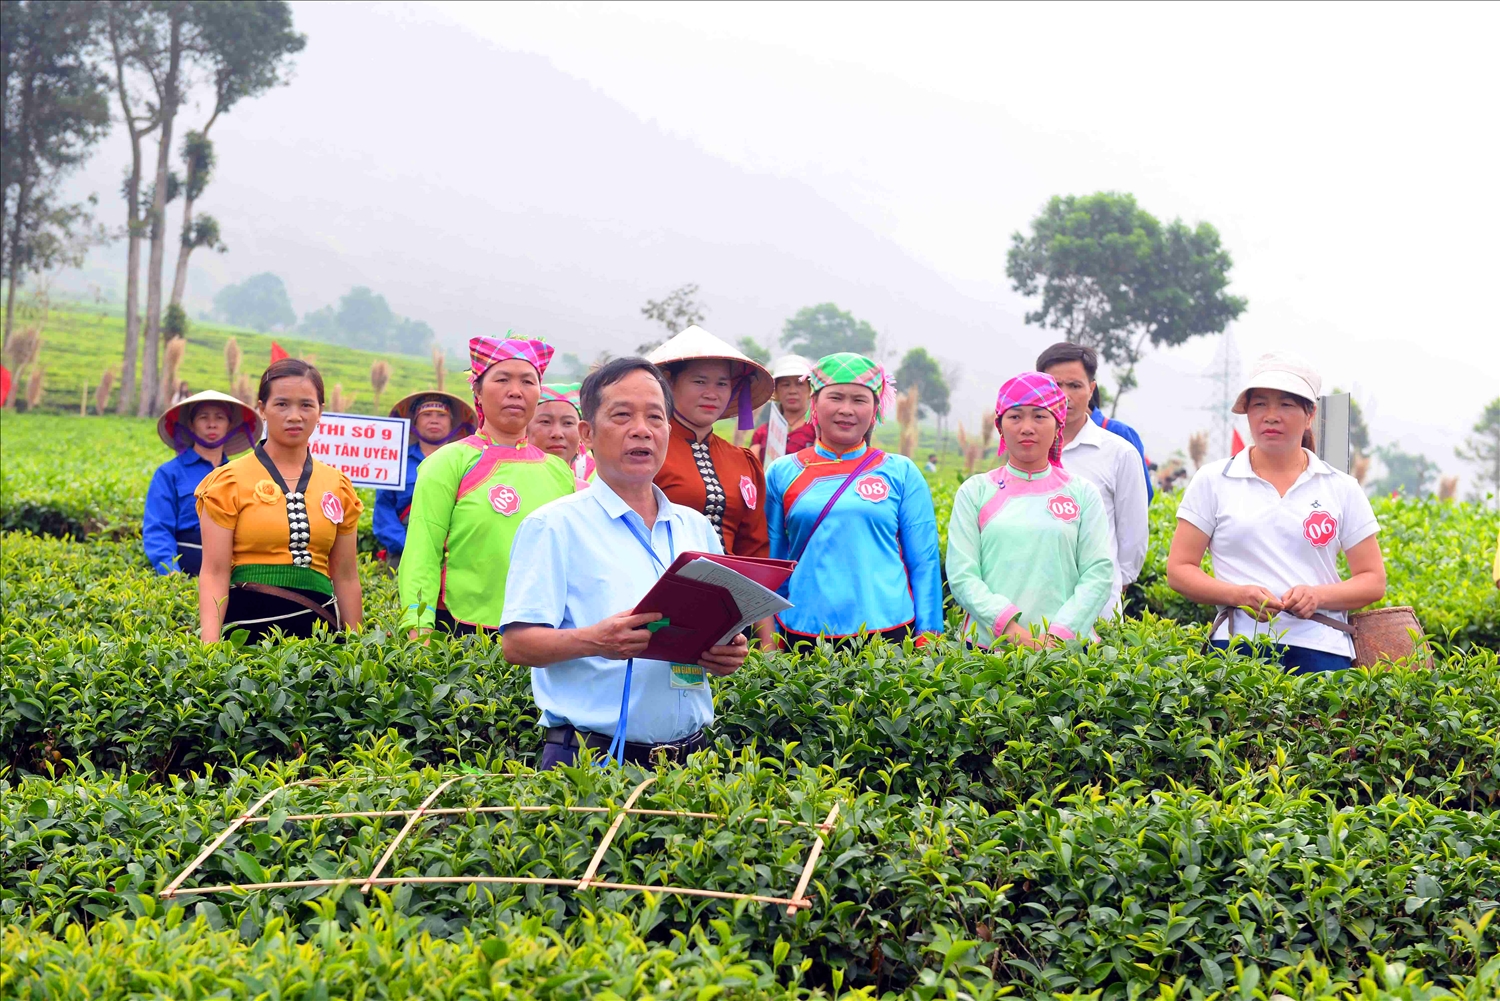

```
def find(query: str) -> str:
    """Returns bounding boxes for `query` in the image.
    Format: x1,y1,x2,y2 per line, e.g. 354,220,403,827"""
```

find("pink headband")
995,372,1068,467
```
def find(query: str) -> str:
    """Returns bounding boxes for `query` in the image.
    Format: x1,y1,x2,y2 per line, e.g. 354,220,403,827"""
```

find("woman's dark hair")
1036,342,1100,410
580,356,674,424
257,359,325,405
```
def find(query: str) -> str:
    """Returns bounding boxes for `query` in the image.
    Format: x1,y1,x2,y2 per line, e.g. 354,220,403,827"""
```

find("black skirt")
222,584,338,643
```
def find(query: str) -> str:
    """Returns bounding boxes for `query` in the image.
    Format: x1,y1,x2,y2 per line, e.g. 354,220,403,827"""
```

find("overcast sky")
422,0,1498,478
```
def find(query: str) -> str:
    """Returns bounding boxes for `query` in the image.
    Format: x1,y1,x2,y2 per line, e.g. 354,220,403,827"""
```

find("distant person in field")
1037,343,1149,619
398,336,577,637
171,380,193,406
373,390,475,570
924,454,939,474
946,373,1114,648
501,357,749,768
144,391,260,576
196,360,363,643
750,354,816,463
529,382,595,482
648,327,775,644
765,352,943,649
1167,352,1386,675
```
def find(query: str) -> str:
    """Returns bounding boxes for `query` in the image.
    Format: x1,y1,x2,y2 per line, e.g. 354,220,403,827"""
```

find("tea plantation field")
2,413,1498,999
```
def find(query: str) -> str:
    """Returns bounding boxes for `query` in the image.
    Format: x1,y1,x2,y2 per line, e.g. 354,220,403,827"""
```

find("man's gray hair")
579,357,674,424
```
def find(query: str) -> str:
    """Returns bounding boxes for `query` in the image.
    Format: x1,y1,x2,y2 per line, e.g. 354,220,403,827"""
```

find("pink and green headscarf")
539,382,581,414
468,334,553,426
808,352,896,425
994,372,1068,467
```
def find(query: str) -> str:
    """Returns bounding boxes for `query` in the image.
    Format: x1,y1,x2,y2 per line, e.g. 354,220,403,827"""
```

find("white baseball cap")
770,354,812,381
1232,351,1322,414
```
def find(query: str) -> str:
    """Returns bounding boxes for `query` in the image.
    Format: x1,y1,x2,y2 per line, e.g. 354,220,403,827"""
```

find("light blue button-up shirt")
500,476,724,744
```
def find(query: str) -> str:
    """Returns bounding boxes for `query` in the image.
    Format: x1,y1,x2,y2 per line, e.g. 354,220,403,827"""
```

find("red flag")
0,364,11,407
270,342,288,363
1230,428,1246,456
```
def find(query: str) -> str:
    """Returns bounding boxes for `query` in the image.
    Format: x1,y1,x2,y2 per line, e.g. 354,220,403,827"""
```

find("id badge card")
670,663,707,690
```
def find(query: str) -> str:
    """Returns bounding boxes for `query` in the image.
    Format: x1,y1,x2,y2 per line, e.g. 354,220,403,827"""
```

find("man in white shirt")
1038,343,1150,619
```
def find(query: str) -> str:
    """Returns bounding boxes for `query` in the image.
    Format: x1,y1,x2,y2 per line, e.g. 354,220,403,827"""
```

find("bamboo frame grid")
161,773,840,916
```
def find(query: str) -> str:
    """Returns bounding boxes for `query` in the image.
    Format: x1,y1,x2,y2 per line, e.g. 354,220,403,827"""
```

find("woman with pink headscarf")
398,335,577,636
945,373,1114,648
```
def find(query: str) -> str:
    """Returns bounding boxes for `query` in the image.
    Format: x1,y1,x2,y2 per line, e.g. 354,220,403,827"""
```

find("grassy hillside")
5,303,445,416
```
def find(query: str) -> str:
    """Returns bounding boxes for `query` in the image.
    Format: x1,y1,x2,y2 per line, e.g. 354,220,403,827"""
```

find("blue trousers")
1210,639,1352,675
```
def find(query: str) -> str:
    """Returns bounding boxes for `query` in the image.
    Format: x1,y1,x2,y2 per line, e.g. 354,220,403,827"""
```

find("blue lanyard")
622,517,673,574
604,515,674,767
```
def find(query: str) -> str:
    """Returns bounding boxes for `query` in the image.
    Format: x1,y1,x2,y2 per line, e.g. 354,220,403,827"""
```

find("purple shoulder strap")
788,449,884,564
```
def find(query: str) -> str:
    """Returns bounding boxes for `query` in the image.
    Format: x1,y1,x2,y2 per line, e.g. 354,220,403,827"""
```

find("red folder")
634,552,795,663
662,552,796,591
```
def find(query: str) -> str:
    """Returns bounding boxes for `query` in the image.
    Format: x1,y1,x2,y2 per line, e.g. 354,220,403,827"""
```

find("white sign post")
308,412,411,490
764,405,789,463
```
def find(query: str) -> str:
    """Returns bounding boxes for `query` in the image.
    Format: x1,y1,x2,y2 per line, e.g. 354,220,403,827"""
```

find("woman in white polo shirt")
1166,352,1386,674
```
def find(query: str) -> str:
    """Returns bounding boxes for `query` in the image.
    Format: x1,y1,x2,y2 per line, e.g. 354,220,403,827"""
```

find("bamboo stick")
160,780,320,899
575,776,656,891
359,775,463,892
786,802,840,916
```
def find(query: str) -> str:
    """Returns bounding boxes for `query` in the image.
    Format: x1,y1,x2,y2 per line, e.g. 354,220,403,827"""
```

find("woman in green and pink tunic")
945,372,1114,648
398,336,577,636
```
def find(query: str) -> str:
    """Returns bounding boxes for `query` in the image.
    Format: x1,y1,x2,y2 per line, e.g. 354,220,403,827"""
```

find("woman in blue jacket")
765,352,943,648
143,390,259,575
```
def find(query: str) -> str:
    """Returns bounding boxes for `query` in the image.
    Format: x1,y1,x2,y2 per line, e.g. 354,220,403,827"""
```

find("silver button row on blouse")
285,490,313,568
690,441,726,530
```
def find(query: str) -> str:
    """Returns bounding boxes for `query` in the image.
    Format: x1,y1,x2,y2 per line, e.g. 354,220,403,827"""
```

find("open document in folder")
632,552,795,662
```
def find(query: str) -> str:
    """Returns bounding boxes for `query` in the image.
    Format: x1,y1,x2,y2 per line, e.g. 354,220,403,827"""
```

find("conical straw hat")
646,325,773,414
157,390,260,455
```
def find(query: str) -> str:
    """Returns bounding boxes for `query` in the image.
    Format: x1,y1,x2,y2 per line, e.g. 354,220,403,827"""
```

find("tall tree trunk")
137,15,183,418
3,180,26,359
109,14,147,415
168,116,216,310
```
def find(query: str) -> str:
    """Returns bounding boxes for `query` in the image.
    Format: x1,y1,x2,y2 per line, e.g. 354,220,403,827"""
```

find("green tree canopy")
1006,192,1246,411
299,286,433,356
735,336,770,366
1,0,112,340
894,347,950,417
1368,443,1439,499
211,272,295,332
780,303,877,359
1456,397,1500,507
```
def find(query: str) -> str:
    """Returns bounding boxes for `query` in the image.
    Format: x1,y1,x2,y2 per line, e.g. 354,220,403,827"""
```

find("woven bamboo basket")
1348,605,1432,669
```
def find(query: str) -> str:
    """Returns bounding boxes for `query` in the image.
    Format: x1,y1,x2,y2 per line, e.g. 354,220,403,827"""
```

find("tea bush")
3,412,1498,998
7,538,1498,808
4,744,1499,995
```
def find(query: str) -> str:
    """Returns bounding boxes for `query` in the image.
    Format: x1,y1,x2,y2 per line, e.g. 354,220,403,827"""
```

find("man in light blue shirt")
501,357,750,769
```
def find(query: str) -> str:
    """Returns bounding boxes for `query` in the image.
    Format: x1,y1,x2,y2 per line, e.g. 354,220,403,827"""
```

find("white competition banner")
764,405,789,463
307,412,411,490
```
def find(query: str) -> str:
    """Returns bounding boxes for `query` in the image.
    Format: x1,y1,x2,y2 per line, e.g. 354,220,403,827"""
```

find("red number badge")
739,474,758,510
490,484,521,516
855,475,889,502
320,491,344,523
1303,510,1338,547
1046,494,1080,522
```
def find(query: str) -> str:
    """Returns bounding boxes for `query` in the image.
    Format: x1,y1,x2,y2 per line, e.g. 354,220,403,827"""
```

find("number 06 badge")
1303,510,1338,547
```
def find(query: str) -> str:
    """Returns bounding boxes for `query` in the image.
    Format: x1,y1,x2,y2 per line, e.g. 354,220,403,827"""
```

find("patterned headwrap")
994,372,1068,467
468,334,553,426
807,352,897,426
539,382,581,414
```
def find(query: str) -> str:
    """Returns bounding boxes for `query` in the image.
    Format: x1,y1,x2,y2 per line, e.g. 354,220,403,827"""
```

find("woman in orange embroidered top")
196,359,364,643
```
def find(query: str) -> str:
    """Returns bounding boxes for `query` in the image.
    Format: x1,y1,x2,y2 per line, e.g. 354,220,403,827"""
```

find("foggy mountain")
59,1,1032,415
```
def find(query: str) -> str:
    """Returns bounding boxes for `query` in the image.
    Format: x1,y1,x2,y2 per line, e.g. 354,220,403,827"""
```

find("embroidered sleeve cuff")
992,605,1021,636
1047,623,1077,641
